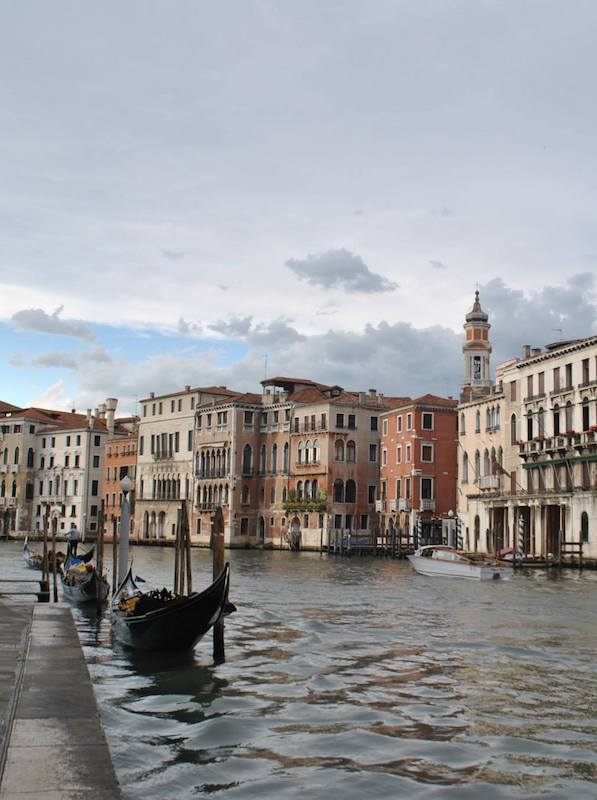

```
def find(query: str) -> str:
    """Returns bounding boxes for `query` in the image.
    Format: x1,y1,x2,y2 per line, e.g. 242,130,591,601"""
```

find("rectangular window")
170,400,175,412
293,418,299,432
303,416,309,431
92,455,100,468
565,363,572,388
158,402,163,414
421,478,433,499
40,456,45,469
244,411,253,428
42,438,46,448
29,425,35,434
370,416,378,431
49,456,54,468
174,432,180,452
405,477,411,499
91,480,99,496
321,413,326,429
421,444,434,462
177,398,182,411
73,480,78,495
90,504,98,517
527,375,533,397
348,414,356,429
336,413,344,428
66,435,71,446
397,415,402,432
139,436,144,456
187,430,192,451
143,405,147,417
382,448,387,466
240,517,249,536
538,372,545,394
422,412,433,430
71,504,76,517
360,514,368,530
303,514,309,529
382,419,388,436
334,514,342,529
369,444,377,462
582,358,590,384
197,415,202,430
406,444,411,462
368,485,376,504
51,437,56,447
93,435,100,446
190,396,195,409
395,477,401,498
206,414,212,429
406,414,412,430
510,381,517,401
396,445,401,463
76,434,81,446
74,455,80,467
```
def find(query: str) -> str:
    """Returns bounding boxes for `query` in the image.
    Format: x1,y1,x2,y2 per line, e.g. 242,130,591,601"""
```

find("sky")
1,0,596,415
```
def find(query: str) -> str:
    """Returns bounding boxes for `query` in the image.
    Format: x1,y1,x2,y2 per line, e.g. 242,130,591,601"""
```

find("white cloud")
30,352,78,370
29,379,71,411
11,307,95,341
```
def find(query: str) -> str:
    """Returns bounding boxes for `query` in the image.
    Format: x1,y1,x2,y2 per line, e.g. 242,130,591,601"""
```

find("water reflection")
3,541,597,798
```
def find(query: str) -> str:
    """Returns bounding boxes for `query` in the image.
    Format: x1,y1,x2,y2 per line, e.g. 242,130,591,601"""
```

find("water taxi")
408,545,512,581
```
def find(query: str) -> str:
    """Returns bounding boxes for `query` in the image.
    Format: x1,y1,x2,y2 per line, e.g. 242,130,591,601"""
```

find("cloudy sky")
1,1,596,415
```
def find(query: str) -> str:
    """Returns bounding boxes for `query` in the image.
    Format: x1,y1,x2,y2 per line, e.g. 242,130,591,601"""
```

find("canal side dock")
0,602,121,799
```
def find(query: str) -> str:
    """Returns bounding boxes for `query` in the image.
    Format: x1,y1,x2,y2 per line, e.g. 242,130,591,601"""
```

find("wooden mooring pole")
96,502,105,613
212,506,225,664
51,515,58,603
111,516,118,595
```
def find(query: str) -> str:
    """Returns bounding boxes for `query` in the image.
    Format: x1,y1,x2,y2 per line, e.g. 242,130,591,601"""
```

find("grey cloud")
11,306,95,341
432,207,452,217
429,260,447,270
248,319,305,348
209,316,253,337
85,346,113,363
286,249,398,294
161,249,187,261
30,351,79,370
9,353,24,367
177,317,202,336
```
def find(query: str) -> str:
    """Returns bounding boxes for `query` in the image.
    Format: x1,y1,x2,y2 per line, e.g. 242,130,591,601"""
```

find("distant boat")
60,544,110,604
21,537,72,572
111,564,234,652
408,545,512,581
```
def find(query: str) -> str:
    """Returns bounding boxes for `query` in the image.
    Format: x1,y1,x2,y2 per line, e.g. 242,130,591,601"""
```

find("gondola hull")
61,570,110,604
112,564,231,652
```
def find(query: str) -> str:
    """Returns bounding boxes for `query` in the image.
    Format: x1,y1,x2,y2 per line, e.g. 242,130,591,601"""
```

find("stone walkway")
0,603,121,799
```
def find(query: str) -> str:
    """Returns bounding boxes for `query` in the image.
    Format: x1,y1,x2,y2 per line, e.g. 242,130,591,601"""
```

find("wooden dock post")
96,502,105,613
51,515,58,603
42,506,49,589
182,500,193,595
212,506,225,664
111,516,118,595
174,505,182,595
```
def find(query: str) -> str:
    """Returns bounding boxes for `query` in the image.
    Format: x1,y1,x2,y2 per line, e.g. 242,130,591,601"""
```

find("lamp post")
118,475,132,586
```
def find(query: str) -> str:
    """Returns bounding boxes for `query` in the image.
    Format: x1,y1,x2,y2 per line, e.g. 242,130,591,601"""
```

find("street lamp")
118,475,132,585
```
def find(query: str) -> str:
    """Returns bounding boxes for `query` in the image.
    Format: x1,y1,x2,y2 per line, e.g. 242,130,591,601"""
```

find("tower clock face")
472,356,482,381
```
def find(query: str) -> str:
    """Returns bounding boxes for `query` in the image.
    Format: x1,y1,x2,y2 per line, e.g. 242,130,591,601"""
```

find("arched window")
527,411,533,441
345,479,356,503
312,479,318,500
259,444,266,473
27,448,34,468
462,452,468,483
510,414,517,445
495,407,500,428
581,511,589,543
241,484,250,504
282,487,287,502
553,404,560,437
460,413,465,434
497,446,503,466
483,449,490,476
537,407,545,437
305,440,312,464
2,448,7,465
474,515,480,550
11,480,16,498
474,450,481,481
13,447,19,465
283,443,289,472
333,479,344,503
486,409,491,430
312,440,319,463
298,442,305,465
270,486,275,504
490,448,496,473
0,480,5,497
224,484,229,504
304,480,311,500
582,398,590,432
335,440,344,461
475,411,480,433
296,481,303,500
565,401,574,432
272,444,278,473
346,440,356,462
242,444,252,474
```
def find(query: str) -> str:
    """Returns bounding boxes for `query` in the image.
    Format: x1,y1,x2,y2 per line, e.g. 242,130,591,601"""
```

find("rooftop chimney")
358,392,366,405
378,393,384,407
368,388,377,399
86,409,93,429
149,392,155,399
531,347,541,357
185,385,191,392
522,345,531,359
105,397,118,436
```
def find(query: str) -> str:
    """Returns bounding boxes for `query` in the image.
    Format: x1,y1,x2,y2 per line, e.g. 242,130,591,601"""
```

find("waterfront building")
102,428,138,538
378,395,458,538
0,398,129,538
457,293,597,559
192,377,408,549
134,385,238,540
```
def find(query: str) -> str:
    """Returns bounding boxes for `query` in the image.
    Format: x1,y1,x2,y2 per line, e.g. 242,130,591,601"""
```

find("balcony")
579,378,597,389
375,500,384,512
153,451,174,461
9,464,19,473
195,469,228,480
477,474,500,490
420,498,436,511
398,498,411,512
0,497,16,507
0,465,6,473
389,499,398,512
550,384,574,398
523,392,546,403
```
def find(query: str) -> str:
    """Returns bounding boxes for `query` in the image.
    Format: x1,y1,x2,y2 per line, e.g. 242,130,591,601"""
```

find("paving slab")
0,604,121,799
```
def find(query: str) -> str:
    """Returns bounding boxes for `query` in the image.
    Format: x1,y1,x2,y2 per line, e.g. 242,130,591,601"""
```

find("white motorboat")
408,545,512,581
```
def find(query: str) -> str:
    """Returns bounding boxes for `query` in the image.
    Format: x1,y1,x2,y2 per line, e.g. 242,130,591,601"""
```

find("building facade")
457,292,597,560
103,430,138,537
378,395,458,538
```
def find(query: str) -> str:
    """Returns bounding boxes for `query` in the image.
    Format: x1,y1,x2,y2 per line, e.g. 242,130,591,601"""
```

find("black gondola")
111,564,234,652
61,543,110,604
21,537,92,571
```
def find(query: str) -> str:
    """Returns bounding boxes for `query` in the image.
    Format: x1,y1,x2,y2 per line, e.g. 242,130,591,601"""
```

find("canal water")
2,542,597,798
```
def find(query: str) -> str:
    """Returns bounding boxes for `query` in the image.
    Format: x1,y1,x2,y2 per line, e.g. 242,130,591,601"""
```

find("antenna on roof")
262,353,268,381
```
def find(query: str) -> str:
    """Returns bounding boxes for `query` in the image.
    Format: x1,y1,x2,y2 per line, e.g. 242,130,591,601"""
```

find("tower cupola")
460,290,492,401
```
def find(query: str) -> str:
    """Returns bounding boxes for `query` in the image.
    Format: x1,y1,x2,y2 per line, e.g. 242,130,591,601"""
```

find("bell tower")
460,290,492,401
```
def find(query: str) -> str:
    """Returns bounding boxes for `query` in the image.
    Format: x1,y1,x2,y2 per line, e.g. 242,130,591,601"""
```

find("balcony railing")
153,451,175,461
550,384,574,397
523,392,546,403
579,378,597,389
477,475,500,490
195,469,228,479
398,498,411,512
375,500,384,512
420,498,436,511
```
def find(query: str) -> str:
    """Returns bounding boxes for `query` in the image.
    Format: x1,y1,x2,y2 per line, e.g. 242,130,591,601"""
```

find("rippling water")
3,541,597,798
